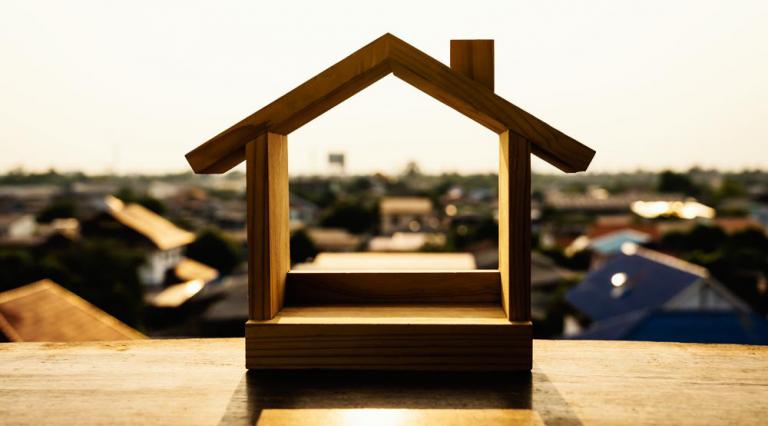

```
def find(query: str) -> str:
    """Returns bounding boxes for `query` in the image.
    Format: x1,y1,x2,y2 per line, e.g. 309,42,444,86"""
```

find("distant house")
0,213,36,239
587,215,659,239
529,253,577,321
545,192,684,214
569,309,768,344
0,184,60,215
566,228,653,264
368,232,445,252
81,196,196,287
714,217,764,234
305,228,362,252
0,280,145,342
379,197,435,235
565,246,759,343
148,258,220,308
289,194,319,230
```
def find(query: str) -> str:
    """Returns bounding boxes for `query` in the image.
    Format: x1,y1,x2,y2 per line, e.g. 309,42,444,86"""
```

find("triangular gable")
186,33,595,174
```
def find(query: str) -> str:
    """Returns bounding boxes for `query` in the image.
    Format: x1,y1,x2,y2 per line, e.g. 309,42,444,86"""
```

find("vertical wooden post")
247,132,290,320
450,40,494,91
498,130,531,321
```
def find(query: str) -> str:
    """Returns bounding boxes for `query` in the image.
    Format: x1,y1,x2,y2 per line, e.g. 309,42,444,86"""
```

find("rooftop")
102,195,195,250
379,196,433,215
0,280,145,342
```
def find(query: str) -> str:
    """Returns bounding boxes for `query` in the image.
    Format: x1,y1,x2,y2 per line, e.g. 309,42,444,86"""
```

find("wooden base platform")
245,304,531,371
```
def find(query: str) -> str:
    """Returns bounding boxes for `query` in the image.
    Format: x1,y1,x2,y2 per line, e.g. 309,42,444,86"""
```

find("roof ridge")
186,33,594,174
632,247,709,278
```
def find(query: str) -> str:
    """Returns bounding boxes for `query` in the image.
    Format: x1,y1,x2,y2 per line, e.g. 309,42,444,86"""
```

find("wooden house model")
185,34,595,370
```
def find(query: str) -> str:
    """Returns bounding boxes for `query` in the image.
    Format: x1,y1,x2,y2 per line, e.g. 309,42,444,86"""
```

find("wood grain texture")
284,270,501,305
498,131,531,321
246,133,289,320
246,304,531,371
450,39,494,91
1,339,767,425
186,33,594,174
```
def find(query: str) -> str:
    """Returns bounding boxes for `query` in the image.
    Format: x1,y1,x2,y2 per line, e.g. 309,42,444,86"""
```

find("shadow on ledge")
219,369,553,424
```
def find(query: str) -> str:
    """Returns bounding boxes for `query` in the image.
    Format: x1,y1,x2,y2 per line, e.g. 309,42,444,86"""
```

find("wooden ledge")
246,304,531,371
254,303,513,325
1,339,767,424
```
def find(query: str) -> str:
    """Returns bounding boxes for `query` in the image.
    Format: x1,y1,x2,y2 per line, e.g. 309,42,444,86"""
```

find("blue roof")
589,230,651,255
572,310,768,345
566,250,704,321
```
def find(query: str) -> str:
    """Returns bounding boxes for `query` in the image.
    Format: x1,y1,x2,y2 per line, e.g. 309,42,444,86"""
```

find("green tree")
290,229,318,265
185,229,241,275
658,170,699,195
37,200,77,223
320,202,377,234
137,196,166,215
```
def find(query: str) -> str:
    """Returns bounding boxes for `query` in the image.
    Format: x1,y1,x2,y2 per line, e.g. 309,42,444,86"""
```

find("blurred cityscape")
1,160,768,343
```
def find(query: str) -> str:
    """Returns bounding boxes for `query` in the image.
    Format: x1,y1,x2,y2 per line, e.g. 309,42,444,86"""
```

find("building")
566,228,653,264
289,194,319,230
379,196,435,235
0,280,145,342
570,309,768,344
368,232,445,252
0,213,36,239
305,228,362,252
564,245,761,343
81,196,196,287
148,258,220,308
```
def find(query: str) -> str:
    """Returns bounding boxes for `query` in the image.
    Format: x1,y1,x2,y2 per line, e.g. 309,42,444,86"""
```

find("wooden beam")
498,131,531,321
246,304,531,370
246,132,290,320
285,271,501,305
185,35,393,174
186,33,595,175
388,36,593,173
450,40,494,91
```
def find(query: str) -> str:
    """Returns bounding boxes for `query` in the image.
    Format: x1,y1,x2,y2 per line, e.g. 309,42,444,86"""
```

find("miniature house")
185,34,595,370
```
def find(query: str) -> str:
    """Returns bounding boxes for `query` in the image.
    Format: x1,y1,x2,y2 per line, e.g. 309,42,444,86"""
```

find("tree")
657,170,699,195
137,196,166,215
185,229,241,275
320,202,377,234
37,200,77,223
290,229,318,265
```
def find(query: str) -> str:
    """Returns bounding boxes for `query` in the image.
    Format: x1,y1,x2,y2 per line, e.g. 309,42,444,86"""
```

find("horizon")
2,1,767,175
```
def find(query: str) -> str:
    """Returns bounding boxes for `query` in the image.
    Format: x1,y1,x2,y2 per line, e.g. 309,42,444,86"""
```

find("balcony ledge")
0,338,766,425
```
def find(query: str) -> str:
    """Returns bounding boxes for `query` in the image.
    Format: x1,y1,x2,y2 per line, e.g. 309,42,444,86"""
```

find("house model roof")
186,33,595,174
0,280,145,342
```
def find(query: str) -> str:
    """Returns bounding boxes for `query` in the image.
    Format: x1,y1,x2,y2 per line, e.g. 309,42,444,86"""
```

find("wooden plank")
264,304,512,324
246,304,531,370
2,339,768,424
284,270,501,305
498,131,531,321
388,35,593,173
450,39,494,91
186,35,393,173
246,133,290,320
186,33,594,174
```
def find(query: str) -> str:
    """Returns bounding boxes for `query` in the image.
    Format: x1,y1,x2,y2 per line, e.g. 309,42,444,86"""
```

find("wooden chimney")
450,40,494,91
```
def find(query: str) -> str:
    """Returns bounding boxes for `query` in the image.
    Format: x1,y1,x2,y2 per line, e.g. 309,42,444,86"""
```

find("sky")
1,1,767,176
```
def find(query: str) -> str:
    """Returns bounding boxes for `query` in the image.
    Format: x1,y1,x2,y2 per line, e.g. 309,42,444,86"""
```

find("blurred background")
1,1,767,344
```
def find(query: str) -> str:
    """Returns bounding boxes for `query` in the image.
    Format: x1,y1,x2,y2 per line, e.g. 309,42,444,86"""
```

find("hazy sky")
1,1,767,175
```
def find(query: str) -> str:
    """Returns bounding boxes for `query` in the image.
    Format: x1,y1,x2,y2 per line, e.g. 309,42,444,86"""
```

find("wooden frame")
186,34,595,371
